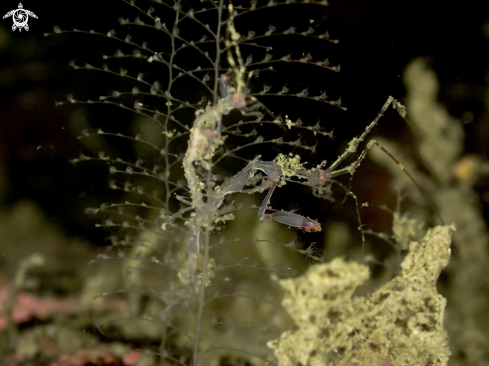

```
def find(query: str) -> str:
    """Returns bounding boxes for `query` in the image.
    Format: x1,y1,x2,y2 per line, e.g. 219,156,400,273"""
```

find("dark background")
1,0,488,245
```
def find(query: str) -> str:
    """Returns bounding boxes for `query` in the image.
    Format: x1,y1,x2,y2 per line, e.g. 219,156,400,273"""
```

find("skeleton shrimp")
217,96,444,247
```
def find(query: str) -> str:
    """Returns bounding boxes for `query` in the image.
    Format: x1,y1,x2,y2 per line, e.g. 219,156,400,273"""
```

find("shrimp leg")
259,180,321,233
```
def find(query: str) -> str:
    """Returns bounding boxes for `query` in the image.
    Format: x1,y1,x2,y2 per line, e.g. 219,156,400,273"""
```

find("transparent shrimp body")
217,157,322,232
259,180,322,233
